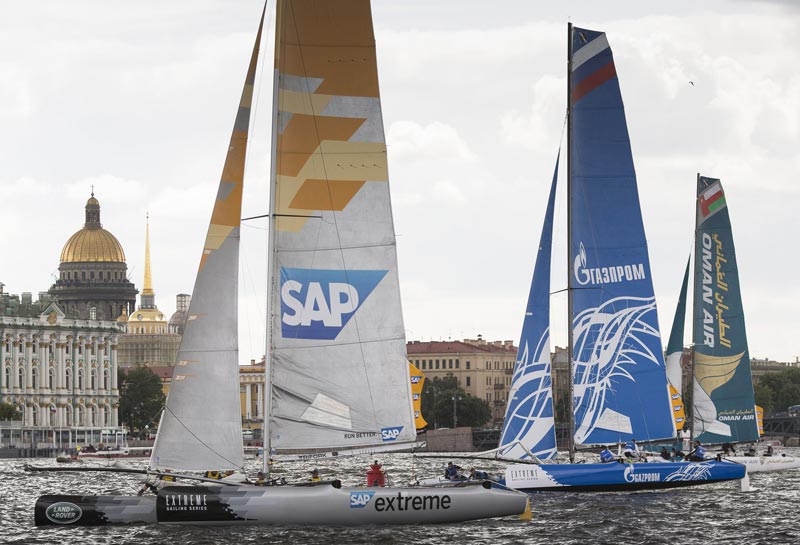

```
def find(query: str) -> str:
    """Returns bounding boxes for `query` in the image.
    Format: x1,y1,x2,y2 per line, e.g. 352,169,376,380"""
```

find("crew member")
600,446,615,463
469,468,489,480
367,460,386,486
622,439,641,462
688,440,707,462
310,469,321,482
444,462,462,480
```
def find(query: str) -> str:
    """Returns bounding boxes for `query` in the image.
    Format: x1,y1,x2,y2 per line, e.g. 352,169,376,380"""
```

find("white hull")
36,482,528,526
724,455,800,473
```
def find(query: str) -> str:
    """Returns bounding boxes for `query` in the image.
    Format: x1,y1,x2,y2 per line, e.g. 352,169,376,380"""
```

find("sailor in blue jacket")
622,439,641,461
688,440,707,461
600,446,616,463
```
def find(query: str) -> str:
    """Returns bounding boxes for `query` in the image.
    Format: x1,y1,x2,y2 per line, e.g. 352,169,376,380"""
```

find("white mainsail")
149,12,265,472
266,0,417,457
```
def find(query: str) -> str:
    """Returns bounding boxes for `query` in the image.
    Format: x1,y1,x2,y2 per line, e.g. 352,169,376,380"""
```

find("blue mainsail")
692,176,758,444
499,156,559,460
569,27,675,445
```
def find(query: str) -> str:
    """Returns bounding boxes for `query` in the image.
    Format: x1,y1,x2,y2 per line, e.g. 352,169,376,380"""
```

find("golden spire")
142,213,154,298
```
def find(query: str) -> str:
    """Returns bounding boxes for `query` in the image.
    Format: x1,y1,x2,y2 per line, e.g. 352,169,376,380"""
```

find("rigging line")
242,213,322,221
287,5,385,432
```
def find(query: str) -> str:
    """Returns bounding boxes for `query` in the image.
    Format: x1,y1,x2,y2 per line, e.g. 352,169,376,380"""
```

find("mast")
263,0,280,478
689,172,700,446
566,22,575,463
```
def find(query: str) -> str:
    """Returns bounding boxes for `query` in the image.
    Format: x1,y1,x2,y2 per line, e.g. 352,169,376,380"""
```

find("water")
2,452,799,545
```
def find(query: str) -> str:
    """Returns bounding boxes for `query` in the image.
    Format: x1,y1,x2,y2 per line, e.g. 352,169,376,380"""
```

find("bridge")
763,415,800,437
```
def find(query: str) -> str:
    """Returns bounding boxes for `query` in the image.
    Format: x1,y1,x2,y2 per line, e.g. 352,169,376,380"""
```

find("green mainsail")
692,175,759,444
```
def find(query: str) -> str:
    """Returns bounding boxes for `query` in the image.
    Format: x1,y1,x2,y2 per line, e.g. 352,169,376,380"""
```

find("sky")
0,0,798,364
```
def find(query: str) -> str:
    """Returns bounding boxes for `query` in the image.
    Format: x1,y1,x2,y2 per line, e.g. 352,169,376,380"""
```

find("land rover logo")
45,502,82,524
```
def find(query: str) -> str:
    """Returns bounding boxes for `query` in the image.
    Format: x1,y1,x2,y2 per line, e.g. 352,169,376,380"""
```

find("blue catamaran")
496,25,745,492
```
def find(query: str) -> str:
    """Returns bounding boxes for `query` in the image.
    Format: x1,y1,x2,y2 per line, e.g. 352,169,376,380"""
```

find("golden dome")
60,228,126,263
60,192,126,263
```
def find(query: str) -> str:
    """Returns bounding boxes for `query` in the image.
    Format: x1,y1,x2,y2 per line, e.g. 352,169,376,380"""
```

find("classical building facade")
49,192,137,321
0,288,121,447
145,359,266,440
406,338,517,426
116,219,181,368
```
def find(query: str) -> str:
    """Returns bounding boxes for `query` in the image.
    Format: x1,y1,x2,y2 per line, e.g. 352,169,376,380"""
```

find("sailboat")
31,0,528,526
493,25,747,492
671,175,800,473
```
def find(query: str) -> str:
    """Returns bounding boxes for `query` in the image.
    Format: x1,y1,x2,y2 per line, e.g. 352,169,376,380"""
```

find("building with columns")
0,288,121,448
240,361,265,440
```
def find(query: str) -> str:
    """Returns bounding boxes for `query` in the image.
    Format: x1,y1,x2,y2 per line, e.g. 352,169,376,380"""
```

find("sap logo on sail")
573,242,646,286
280,268,388,340
412,393,420,401
623,466,660,483
350,491,376,508
45,502,82,524
381,426,404,441
410,375,422,384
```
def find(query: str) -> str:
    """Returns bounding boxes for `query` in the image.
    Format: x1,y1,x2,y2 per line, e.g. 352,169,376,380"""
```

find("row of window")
3,340,107,357
16,403,114,427
61,270,123,281
412,358,515,371
412,358,470,370
3,365,112,391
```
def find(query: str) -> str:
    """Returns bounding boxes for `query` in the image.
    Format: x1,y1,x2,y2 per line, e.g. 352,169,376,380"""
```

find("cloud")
388,120,475,161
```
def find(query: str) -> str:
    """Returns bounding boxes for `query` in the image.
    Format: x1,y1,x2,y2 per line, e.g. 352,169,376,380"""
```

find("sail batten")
692,176,758,444
568,26,675,446
267,0,416,456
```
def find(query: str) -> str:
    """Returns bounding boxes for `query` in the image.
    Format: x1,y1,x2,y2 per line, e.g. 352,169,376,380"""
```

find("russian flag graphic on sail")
280,267,387,340
571,28,616,104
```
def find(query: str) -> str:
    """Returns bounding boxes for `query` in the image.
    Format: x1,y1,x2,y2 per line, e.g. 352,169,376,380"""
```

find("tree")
421,374,491,428
754,382,774,415
755,368,800,415
0,402,21,421
119,366,165,437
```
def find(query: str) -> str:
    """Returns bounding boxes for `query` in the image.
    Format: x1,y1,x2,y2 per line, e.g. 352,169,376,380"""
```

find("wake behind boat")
31,0,528,526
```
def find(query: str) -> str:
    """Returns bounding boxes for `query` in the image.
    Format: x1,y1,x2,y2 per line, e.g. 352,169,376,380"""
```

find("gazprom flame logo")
281,268,387,340
574,241,646,286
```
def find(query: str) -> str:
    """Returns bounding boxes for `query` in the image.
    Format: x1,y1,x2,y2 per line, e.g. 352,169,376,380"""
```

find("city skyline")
1,0,798,363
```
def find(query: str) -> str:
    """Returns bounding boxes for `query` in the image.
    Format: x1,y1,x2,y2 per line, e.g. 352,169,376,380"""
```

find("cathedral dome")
60,194,126,263
60,229,126,263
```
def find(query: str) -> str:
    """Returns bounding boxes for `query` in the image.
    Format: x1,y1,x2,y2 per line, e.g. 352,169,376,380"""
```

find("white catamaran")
31,0,528,526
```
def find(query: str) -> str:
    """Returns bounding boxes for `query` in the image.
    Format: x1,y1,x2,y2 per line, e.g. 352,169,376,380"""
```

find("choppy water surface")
2,452,798,545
